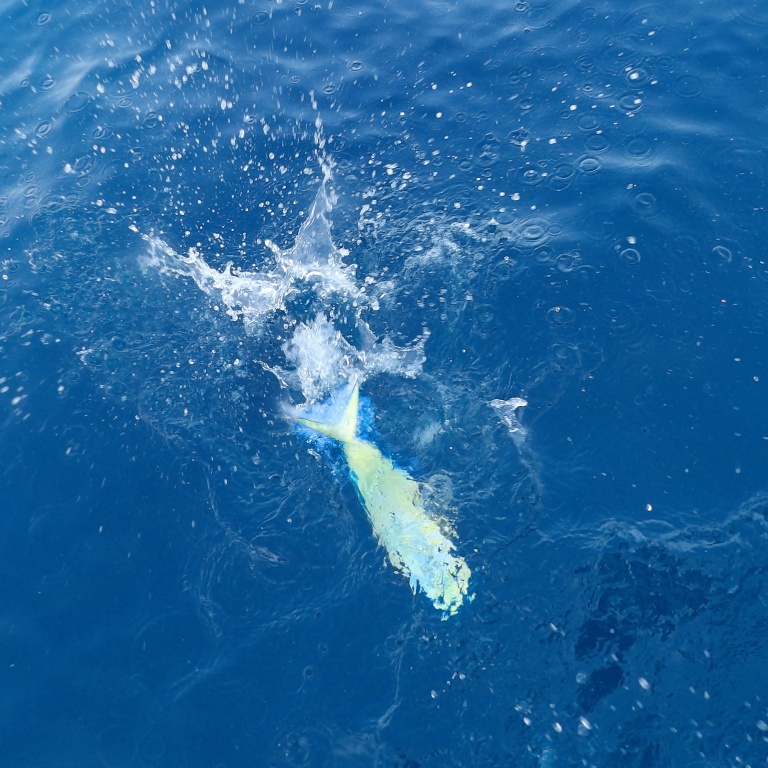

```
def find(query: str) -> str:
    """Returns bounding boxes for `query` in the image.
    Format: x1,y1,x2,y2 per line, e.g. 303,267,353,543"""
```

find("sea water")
2,0,768,766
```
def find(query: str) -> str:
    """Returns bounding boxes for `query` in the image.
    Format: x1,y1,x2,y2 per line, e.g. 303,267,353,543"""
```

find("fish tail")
297,380,360,443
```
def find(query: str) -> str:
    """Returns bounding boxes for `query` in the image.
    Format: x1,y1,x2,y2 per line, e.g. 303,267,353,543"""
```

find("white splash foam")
140,174,360,330
140,169,426,403
140,236,289,333
283,314,356,403
490,396,528,448
281,313,428,403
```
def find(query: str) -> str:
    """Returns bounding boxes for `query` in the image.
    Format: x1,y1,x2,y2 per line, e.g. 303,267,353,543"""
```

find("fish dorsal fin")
297,380,360,444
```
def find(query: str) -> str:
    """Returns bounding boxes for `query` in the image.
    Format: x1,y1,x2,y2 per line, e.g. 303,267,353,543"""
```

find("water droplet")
476,134,501,165
632,191,657,215
713,245,732,263
584,133,609,152
493,258,518,282
577,114,599,131
521,167,543,185
625,67,650,86
34,120,53,138
618,93,643,114
547,306,575,327
92,125,112,140
520,217,551,246
142,112,160,130
555,251,580,272
42,194,67,213
674,74,703,97
64,90,92,114
73,154,95,174
625,135,653,158
575,54,596,74
508,66,532,85
619,248,641,265
472,304,498,338
578,156,600,173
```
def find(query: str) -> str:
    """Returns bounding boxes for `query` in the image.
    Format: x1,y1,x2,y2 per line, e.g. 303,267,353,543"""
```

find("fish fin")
297,380,360,443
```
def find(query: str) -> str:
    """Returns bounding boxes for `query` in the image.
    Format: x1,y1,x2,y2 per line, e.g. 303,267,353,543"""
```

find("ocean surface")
3,0,768,765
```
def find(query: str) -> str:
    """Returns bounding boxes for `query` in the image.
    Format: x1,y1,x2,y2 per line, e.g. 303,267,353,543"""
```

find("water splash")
490,396,529,449
139,163,425,404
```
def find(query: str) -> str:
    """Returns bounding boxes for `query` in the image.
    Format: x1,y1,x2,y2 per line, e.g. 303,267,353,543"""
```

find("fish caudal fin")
297,380,360,444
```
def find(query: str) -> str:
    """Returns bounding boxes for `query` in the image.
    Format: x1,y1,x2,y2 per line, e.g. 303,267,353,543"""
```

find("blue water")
3,0,768,765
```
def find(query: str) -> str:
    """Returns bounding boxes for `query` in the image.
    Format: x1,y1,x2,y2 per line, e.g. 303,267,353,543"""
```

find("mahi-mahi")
297,382,472,617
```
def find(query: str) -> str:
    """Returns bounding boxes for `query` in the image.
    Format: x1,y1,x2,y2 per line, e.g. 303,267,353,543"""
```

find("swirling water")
2,0,768,766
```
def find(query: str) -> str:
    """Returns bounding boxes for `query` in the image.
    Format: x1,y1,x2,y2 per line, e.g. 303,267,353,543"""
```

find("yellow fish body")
298,382,472,617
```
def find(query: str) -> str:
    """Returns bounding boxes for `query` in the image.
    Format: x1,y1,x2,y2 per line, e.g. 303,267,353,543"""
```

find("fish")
297,381,472,617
